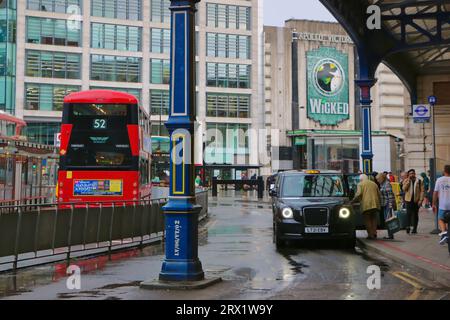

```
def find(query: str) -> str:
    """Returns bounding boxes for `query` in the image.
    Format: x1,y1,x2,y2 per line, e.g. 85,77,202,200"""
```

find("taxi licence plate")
305,227,329,234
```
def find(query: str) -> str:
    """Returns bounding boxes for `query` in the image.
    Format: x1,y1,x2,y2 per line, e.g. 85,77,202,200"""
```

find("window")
238,36,250,59
151,122,169,137
25,83,80,111
91,55,141,82
91,23,142,51
206,63,251,89
150,90,169,116
150,59,170,84
207,3,216,27
238,6,250,30
26,50,81,79
206,3,251,30
24,122,61,145
205,123,250,165
151,0,171,23
313,138,360,173
228,35,237,59
281,175,346,198
91,0,142,20
151,28,170,53
217,5,227,29
206,93,251,118
27,0,82,13
206,33,251,59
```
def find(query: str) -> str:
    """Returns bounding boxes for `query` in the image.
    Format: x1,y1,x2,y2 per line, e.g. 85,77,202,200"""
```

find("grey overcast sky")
263,0,336,26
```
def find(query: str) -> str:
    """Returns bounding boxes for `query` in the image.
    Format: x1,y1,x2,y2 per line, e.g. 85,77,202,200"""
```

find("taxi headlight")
339,207,351,219
282,208,294,219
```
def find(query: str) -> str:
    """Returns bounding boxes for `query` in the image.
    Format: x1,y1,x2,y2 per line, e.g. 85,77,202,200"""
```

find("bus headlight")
339,208,351,219
282,208,294,219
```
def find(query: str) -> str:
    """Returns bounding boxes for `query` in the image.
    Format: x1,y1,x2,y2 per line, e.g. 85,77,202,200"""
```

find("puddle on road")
355,247,390,272
0,244,164,298
279,251,310,276
233,267,257,280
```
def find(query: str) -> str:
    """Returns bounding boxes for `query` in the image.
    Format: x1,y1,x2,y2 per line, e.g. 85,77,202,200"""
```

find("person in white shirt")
432,165,450,245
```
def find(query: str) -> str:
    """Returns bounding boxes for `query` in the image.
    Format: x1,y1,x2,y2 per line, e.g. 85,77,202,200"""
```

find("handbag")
385,209,401,234
395,208,408,229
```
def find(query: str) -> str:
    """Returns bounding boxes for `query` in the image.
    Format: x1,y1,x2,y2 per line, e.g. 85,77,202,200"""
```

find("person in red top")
388,172,396,183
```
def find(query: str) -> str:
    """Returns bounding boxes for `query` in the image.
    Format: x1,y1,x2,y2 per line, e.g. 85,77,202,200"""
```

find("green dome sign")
307,47,349,126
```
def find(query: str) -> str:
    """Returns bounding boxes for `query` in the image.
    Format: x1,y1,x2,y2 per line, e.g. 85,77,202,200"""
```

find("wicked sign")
307,47,350,126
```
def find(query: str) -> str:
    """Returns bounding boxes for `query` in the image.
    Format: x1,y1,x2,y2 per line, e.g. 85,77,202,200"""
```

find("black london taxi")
270,170,356,249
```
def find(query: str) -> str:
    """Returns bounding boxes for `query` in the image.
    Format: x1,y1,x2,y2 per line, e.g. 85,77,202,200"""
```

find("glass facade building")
0,0,16,114
5,0,262,164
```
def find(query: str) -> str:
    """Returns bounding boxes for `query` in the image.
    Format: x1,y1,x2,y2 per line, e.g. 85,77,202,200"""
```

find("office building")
0,0,264,171
263,20,408,175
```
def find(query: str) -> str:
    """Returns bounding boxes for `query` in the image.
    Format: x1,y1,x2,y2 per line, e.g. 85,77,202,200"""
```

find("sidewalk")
357,208,450,287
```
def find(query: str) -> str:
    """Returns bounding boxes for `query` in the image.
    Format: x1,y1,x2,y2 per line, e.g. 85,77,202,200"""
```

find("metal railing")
0,185,56,209
0,190,208,272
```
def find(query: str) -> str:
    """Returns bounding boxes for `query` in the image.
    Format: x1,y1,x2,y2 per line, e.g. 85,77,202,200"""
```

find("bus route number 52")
93,119,107,130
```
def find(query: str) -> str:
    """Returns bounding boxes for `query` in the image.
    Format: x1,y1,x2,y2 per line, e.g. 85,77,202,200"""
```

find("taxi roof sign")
303,170,321,174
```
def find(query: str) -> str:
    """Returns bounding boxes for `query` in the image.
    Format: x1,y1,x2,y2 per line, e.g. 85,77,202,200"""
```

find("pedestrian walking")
432,165,450,245
241,171,251,191
351,174,382,240
377,173,396,240
403,169,425,234
421,172,431,208
399,171,408,208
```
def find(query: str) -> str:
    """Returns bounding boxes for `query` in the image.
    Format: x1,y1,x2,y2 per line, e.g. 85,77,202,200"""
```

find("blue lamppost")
142,0,220,288
356,79,377,174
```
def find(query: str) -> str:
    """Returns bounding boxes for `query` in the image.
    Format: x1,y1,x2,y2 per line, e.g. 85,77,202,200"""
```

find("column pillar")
141,0,220,289
356,79,377,174
159,0,203,282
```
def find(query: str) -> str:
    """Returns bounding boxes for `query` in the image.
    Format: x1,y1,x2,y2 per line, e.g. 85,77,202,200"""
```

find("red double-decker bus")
57,90,152,205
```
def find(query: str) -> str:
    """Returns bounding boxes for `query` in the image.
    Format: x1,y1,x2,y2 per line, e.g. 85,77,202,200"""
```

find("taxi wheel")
342,237,356,249
275,236,285,249
273,223,285,249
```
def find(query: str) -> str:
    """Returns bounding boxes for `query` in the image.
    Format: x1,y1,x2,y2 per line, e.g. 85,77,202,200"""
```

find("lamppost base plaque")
140,277,222,290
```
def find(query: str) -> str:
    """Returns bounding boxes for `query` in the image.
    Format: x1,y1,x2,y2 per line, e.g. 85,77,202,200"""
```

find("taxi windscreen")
281,175,346,198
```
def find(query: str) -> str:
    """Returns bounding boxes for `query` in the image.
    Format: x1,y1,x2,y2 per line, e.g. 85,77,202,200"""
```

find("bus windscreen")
65,104,133,169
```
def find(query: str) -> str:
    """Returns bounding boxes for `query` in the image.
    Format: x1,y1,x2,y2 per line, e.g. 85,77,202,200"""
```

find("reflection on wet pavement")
0,193,448,300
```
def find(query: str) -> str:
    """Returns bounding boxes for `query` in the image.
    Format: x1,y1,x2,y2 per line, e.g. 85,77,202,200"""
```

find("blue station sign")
413,104,431,123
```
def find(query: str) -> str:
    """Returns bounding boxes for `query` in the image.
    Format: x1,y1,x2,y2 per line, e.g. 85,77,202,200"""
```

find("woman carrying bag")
377,173,397,240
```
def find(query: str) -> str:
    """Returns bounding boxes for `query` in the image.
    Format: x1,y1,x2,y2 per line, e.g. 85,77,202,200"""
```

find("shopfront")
289,130,402,174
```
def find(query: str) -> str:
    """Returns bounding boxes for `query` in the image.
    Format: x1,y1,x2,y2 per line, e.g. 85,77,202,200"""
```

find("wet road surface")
0,195,448,300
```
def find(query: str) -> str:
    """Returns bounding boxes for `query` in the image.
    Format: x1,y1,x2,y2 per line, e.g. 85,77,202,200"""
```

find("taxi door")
345,174,386,230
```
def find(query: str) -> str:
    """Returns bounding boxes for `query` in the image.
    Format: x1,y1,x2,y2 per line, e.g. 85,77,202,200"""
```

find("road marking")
406,290,422,300
392,271,425,300
392,271,425,290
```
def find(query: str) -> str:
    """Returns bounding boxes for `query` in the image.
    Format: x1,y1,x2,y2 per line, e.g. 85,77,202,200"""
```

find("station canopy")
320,0,450,94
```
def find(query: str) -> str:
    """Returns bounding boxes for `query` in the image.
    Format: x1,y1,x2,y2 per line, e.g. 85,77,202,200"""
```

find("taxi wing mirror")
269,187,277,197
